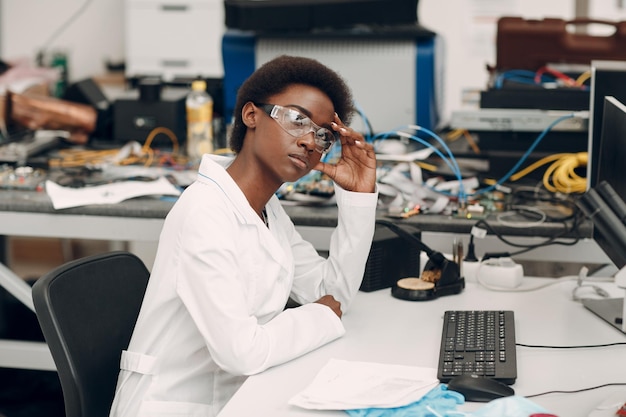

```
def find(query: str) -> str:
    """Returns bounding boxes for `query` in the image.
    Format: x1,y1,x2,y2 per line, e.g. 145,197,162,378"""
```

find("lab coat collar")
195,154,291,270
196,154,255,225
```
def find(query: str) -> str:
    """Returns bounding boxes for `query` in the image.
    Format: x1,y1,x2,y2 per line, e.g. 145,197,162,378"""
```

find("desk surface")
218,280,626,417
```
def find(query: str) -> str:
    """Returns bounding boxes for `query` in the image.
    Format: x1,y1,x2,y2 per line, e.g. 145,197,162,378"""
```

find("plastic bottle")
50,50,69,98
186,79,213,162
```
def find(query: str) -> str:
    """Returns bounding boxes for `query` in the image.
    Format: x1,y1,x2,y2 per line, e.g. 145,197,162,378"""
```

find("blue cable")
371,130,456,177
372,127,467,201
353,100,374,142
353,98,580,203
494,70,537,89
287,106,575,202
371,113,580,201
409,124,464,183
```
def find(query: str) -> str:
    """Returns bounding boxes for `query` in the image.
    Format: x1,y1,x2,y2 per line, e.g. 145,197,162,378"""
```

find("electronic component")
450,108,588,132
112,80,187,148
0,165,46,190
386,205,421,219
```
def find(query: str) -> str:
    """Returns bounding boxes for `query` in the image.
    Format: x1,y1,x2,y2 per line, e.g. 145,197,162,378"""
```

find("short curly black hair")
229,55,354,153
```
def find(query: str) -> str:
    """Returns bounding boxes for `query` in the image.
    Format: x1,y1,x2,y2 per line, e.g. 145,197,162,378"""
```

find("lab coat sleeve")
174,201,347,376
286,184,378,312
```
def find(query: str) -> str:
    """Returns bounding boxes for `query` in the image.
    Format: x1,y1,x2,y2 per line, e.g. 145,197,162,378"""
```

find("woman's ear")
242,102,257,128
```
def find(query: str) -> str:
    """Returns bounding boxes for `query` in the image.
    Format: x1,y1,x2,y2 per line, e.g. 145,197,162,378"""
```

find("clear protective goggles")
256,103,338,154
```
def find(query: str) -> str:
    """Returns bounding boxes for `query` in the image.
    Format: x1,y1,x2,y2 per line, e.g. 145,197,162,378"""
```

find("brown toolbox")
496,16,626,71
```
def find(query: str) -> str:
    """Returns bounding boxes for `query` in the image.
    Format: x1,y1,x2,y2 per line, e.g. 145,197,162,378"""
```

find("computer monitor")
578,96,626,333
587,60,626,189
591,97,626,268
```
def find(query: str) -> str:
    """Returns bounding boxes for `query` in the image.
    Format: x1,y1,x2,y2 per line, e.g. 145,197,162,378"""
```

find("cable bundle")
510,152,587,194
49,127,189,169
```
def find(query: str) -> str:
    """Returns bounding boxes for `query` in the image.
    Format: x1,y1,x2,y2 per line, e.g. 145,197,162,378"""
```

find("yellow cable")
496,152,587,195
575,71,591,86
543,152,587,194
462,130,480,154
142,126,179,155
416,161,437,172
48,148,121,168
48,126,189,168
447,129,480,154
509,153,565,182
447,129,464,140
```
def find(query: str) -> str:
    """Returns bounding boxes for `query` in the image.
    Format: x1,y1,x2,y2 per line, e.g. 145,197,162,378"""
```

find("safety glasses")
255,103,338,154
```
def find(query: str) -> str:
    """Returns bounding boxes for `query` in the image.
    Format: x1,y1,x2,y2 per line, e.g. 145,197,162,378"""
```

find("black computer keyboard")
437,310,517,385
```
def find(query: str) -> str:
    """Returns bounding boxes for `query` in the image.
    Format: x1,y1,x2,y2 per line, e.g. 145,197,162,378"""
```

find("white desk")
218,280,626,417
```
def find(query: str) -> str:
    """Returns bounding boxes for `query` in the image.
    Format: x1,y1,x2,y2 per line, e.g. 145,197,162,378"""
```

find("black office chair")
32,251,150,417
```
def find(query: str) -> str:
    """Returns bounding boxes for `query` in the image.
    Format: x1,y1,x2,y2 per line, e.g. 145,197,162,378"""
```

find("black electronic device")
446,374,515,402
480,87,589,111
580,97,626,269
63,78,110,112
112,78,187,148
224,0,419,32
587,60,626,189
576,96,626,333
360,225,420,292
63,78,113,141
437,310,517,385
468,88,589,180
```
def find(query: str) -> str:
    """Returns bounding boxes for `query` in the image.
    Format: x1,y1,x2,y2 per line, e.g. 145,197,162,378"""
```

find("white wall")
1,0,125,82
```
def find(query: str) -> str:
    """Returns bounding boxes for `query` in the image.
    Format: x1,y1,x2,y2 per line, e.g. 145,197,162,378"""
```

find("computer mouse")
446,374,515,402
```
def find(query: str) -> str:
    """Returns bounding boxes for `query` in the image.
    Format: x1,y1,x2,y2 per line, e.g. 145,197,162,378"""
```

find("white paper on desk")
45,176,181,210
288,358,438,410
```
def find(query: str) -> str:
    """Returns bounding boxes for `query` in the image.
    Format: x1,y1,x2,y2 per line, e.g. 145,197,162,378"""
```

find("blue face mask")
345,384,464,417
468,396,557,417
345,388,556,417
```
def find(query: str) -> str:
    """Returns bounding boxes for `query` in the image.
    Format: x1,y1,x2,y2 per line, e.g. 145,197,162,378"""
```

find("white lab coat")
109,154,378,417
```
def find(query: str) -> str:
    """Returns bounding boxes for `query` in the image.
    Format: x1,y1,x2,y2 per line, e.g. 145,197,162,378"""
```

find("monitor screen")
578,96,626,334
587,60,626,189
591,96,626,269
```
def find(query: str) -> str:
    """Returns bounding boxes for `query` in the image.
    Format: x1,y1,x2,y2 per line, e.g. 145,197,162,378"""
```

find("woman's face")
248,84,335,184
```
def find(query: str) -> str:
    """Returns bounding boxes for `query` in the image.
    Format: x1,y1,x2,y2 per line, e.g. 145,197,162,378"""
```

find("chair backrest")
32,251,150,417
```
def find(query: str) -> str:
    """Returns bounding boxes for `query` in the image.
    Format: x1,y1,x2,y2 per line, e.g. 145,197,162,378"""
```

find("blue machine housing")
222,27,442,133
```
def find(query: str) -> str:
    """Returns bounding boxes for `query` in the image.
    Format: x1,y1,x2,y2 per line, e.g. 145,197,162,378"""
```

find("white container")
186,79,213,162
125,0,225,80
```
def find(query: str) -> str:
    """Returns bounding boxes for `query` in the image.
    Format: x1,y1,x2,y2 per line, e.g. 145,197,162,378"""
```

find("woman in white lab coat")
109,55,378,417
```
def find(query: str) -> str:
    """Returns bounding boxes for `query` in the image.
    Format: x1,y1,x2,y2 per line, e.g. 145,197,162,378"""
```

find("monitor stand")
582,265,626,333
582,298,625,333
